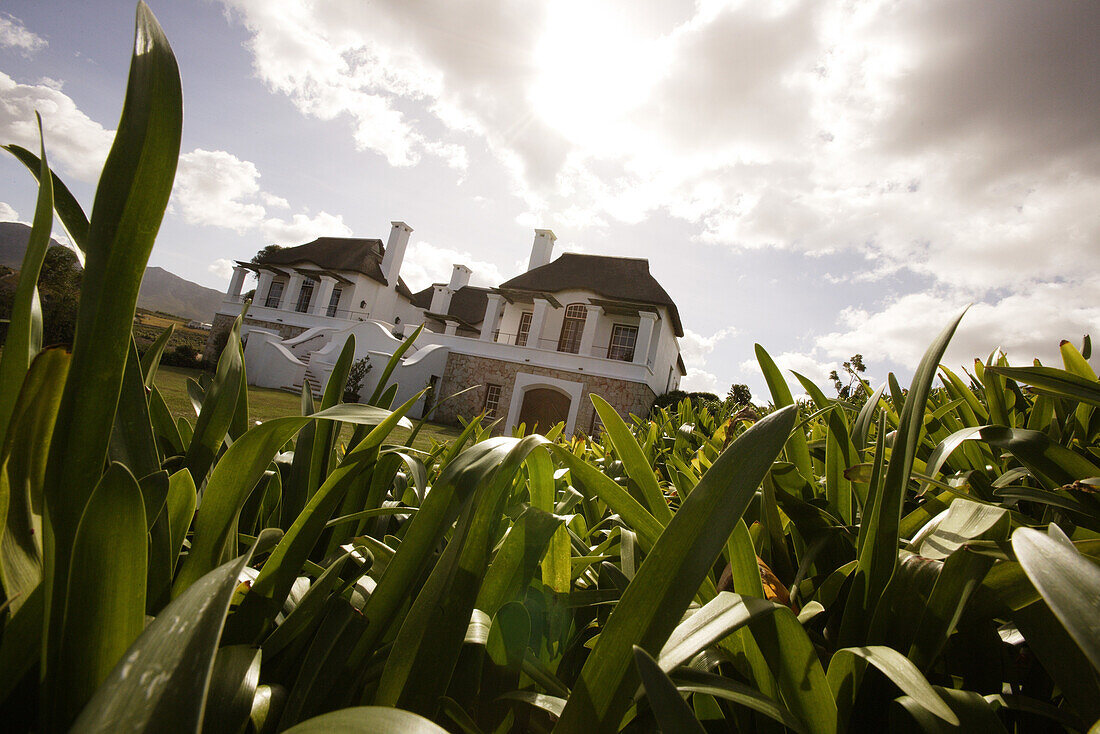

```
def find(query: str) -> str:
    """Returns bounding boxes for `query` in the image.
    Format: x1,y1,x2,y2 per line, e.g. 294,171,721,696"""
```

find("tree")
725,383,752,407
0,245,83,347
829,353,868,403
251,244,284,264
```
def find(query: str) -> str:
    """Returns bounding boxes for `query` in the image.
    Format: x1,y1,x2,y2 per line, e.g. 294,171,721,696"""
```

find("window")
483,383,503,418
295,278,315,313
607,324,638,361
516,311,533,346
264,280,284,308
557,303,586,354
326,287,342,317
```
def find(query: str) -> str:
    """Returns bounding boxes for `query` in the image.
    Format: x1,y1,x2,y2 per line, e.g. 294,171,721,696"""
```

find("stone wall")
202,312,308,363
434,352,655,435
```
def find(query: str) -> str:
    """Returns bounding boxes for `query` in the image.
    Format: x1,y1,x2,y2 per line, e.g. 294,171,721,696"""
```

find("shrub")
343,355,371,402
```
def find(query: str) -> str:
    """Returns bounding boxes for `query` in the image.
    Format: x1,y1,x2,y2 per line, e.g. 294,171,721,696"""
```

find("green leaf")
0,583,42,704
1013,527,1100,674
657,592,780,673
140,323,175,388
988,364,1100,408
893,686,1006,733
633,646,707,734
368,324,422,406
526,448,570,593
748,605,837,734
0,349,68,613
173,402,405,596
110,338,162,482
755,344,813,482
262,551,356,658
671,668,805,733
185,311,244,486
281,707,450,734
0,116,53,441
55,462,148,729
1011,597,1100,722
592,394,673,525
554,405,798,732
71,532,272,734
843,308,966,644
550,446,665,552
41,5,183,712
231,395,421,642
2,143,89,256
375,436,548,716
203,645,262,734
979,425,1100,489
486,601,531,672
476,506,564,617
828,646,959,729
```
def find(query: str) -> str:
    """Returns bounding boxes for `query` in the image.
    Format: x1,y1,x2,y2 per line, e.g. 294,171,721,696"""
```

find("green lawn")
154,365,462,453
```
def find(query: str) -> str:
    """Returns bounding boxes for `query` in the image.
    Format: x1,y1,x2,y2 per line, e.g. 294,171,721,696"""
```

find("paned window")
557,303,586,354
483,383,503,418
326,287,342,317
607,324,638,361
264,280,284,308
295,278,315,313
516,311,533,346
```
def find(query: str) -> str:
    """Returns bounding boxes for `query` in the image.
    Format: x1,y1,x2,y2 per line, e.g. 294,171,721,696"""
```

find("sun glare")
530,2,665,147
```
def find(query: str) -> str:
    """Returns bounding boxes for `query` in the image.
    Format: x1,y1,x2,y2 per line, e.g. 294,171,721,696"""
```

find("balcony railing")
221,294,361,321
491,330,637,363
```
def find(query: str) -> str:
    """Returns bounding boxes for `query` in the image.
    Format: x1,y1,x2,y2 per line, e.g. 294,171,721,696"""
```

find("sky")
1,0,1097,400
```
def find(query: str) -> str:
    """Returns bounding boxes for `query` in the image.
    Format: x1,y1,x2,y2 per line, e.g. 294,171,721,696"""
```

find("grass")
154,365,463,453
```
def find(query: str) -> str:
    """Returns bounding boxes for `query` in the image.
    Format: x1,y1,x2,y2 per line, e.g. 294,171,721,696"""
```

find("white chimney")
448,263,471,291
527,229,556,271
429,284,451,314
381,221,413,285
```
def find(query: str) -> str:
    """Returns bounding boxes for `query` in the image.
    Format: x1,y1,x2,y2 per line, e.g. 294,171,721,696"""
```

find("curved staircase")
285,351,323,399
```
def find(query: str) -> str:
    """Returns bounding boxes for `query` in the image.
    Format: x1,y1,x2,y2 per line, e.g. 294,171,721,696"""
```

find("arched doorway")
517,387,571,432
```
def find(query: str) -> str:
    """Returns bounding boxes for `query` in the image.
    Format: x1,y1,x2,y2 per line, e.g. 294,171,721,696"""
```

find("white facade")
210,225,685,433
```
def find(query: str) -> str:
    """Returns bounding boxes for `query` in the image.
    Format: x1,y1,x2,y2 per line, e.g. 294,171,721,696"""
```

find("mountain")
138,266,223,322
0,221,224,323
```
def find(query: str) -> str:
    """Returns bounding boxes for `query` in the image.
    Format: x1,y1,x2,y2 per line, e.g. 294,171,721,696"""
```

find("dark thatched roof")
498,254,683,336
257,237,414,300
411,284,490,328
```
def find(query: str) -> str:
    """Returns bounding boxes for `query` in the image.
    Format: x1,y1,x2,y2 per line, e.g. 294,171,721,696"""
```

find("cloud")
0,14,47,54
218,1,1100,369
208,257,236,281
0,201,20,222
399,240,506,292
0,71,114,181
174,149,266,231
171,148,352,244
814,280,1100,373
679,326,737,393
260,211,352,244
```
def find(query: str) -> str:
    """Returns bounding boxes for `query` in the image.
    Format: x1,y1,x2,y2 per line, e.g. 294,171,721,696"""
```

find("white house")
206,225,685,436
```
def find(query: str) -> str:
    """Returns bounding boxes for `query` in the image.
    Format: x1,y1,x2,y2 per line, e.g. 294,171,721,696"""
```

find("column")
527,298,551,349
283,272,304,311
312,275,337,316
256,271,274,307
480,293,504,341
444,321,458,336
578,304,602,356
634,312,659,366
228,266,247,299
